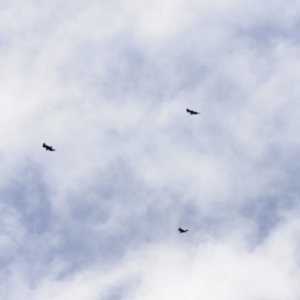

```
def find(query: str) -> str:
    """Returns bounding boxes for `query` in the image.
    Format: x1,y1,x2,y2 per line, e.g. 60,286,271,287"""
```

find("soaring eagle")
42,143,56,151
178,228,188,233
186,109,199,115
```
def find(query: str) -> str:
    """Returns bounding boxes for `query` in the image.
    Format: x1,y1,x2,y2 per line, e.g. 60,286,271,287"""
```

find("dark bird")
43,143,56,151
186,108,199,115
178,228,188,233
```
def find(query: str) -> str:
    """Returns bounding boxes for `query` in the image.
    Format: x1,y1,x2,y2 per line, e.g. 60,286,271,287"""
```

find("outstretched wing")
43,143,55,151
187,108,199,115
178,227,188,233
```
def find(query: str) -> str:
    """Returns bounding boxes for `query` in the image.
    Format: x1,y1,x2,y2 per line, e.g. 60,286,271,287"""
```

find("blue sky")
1,0,300,299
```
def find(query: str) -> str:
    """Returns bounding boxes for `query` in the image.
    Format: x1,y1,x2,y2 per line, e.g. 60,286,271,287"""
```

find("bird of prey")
186,108,199,115
178,228,188,233
42,143,56,151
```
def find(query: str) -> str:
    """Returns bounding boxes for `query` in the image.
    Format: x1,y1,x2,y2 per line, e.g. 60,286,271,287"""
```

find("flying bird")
178,228,188,233
186,108,199,115
42,143,56,151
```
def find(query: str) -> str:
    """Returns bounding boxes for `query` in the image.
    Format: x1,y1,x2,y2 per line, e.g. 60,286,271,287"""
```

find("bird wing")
43,143,53,150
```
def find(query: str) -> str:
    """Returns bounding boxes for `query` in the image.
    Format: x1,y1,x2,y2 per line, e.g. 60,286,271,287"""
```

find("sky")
1,0,300,299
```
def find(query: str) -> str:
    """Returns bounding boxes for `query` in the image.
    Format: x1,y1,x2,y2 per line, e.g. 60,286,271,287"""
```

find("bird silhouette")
178,228,188,233
186,108,199,115
42,143,56,151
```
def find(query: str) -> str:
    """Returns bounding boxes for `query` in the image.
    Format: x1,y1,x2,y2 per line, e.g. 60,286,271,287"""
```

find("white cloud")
3,213,299,300
0,0,300,299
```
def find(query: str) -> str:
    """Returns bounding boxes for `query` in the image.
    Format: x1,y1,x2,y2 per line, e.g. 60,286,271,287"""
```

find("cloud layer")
1,0,300,299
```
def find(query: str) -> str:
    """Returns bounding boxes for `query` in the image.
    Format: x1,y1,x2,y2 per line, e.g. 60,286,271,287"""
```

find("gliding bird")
42,143,56,151
178,228,189,233
186,109,199,115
